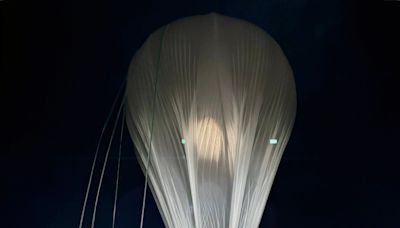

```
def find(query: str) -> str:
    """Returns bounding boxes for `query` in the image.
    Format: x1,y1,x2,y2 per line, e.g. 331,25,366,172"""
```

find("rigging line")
112,105,126,228
139,25,169,228
91,95,127,228
79,81,126,228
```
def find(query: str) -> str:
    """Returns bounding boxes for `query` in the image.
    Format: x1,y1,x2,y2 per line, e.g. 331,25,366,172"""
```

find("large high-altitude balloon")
126,13,296,228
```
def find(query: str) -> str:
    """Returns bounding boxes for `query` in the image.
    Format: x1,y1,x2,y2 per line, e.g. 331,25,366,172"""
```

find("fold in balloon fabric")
126,13,296,228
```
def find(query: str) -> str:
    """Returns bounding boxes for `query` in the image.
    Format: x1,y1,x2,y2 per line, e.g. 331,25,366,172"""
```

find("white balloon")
126,13,296,228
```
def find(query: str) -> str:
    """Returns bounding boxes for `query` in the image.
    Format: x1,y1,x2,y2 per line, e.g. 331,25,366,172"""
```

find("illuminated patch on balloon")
195,117,223,162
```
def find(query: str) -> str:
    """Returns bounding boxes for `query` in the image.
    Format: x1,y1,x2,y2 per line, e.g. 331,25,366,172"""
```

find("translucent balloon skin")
126,13,296,228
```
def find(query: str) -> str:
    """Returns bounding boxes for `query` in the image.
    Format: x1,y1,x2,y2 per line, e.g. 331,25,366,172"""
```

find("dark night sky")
3,1,400,227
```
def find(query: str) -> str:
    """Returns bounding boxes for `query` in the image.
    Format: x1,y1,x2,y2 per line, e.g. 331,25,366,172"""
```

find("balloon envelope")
126,13,296,228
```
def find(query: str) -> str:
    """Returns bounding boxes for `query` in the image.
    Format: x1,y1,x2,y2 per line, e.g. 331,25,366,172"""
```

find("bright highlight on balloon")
181,138,187,145
194,117,224,161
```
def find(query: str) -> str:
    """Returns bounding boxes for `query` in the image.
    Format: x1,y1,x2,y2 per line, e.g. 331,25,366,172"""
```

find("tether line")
78,81,125,228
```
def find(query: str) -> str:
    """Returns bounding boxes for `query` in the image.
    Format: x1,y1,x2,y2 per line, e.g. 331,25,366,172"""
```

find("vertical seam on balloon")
139,24,169,228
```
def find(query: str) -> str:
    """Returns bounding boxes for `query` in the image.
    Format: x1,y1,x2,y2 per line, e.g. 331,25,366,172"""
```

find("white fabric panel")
126,13,296,228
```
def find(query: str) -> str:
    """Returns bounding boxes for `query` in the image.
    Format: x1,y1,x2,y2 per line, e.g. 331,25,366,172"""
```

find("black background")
3,0,400,227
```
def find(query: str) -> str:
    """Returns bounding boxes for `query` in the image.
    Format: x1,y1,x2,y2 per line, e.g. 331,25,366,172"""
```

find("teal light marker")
181,138,187,145
269,138,278,145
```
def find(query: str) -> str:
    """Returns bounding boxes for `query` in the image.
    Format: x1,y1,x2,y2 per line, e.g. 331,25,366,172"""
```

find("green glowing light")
181,138,186,145
269,138,278,144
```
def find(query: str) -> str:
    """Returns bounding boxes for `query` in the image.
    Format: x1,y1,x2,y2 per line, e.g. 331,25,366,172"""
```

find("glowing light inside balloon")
181,138,187,145
195,117,224,161
269,138,278,144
